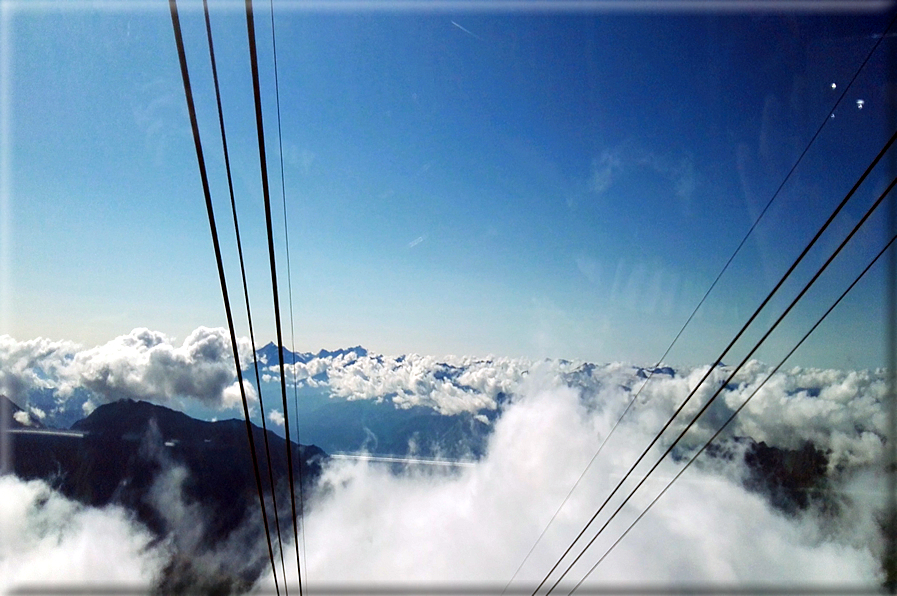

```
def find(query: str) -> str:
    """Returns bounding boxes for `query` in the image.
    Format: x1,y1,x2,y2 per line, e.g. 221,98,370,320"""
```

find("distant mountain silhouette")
5,396,326,593
635,365,676,379
256,342,368,367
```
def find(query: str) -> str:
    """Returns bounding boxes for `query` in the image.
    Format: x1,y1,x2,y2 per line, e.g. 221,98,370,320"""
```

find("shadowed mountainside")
4,395,326,593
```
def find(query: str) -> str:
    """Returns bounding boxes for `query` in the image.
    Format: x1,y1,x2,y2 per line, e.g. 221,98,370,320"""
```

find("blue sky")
2,2,895,368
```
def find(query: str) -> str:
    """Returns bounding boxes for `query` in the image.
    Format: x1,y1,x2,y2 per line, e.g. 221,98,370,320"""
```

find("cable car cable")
504,14,897,593
532,126,897,595
200,0,289,590
569,230,897,594
168,1,280,593
244,0,303,588
544,171,897,595
266,1,309,591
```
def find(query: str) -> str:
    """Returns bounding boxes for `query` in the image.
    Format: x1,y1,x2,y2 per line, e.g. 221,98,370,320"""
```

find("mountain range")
256,342,368,367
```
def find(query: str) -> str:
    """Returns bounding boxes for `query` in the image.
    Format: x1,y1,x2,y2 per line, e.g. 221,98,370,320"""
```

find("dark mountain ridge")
5,395,326,593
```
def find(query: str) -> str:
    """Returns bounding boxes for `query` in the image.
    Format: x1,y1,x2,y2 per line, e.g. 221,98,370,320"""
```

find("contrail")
451,20,482,40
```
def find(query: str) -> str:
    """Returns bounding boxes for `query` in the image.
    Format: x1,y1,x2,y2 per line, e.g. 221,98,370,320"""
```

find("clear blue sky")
3,2,895,368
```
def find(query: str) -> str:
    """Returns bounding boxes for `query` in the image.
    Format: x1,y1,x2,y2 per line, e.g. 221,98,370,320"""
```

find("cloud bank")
0,327,255,412
2,327,887,473
310,352,528,416
259,368,883,590
273,351,886,473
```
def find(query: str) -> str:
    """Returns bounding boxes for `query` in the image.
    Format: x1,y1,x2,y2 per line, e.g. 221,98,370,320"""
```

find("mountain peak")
256,344,368,367
315,346,368,359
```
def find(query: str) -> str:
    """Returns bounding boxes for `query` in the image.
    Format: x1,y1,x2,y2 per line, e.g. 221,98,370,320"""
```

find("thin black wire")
544,171,897,596
200,0,288,591
531,126,897,596
167,1,280,594
267,1,310,592
569,230,897,595
886,23,897,593
640,7,897,378
245,0,303,589
504,15,897,593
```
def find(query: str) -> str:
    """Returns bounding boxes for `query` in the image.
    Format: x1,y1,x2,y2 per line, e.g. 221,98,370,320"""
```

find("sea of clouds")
0,327,890,592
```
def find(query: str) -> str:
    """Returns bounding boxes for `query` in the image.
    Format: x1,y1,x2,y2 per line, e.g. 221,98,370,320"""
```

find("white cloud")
278,352,530,416
279,356,331,385
268,409,285,427
267,350,889,476
222,379,258,410
0,327,254,411
0,476,163,592
0,334,80,403
0,449,268,593
258,367,882,589
2,328,888,476
0,336,888,592
69,327,248,407
587,144,696,211
721,364,887,469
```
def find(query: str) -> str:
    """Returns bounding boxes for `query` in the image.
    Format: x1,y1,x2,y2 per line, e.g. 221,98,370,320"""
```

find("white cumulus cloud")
268,409,285,427
0,476,164,592
1,338,889,593
259,367,882,590
0,335,80,403
69,327,249,407
0,327,255,411
277,352,530,416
